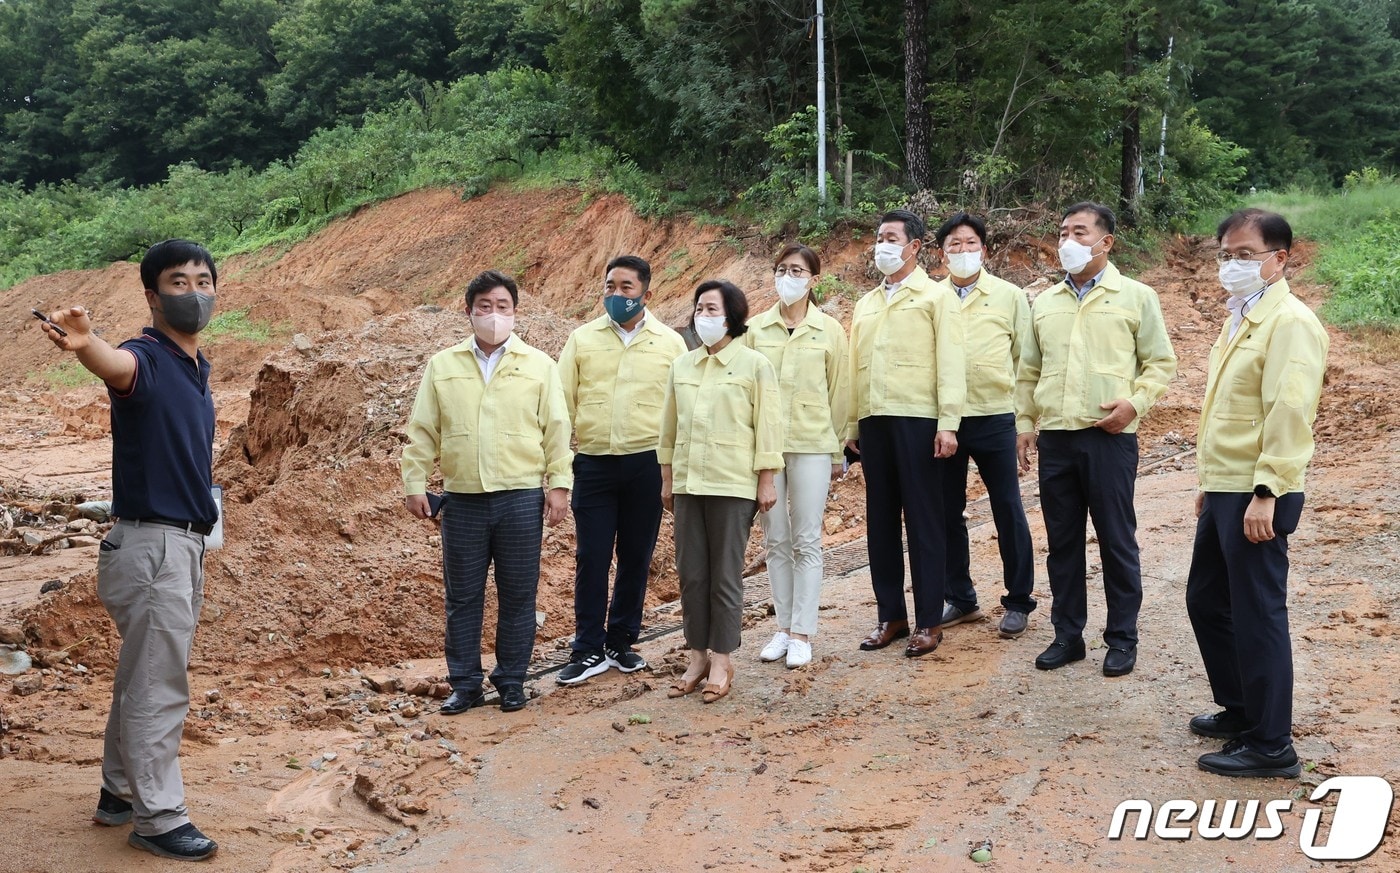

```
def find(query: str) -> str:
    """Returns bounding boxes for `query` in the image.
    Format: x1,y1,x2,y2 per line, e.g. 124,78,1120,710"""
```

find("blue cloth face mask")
604,292,645,324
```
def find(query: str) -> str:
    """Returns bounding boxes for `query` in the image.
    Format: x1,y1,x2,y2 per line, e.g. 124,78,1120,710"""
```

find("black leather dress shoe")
1102,646,1137,677
1034,638,1086,670
498,685,528,712
128,823,218,861
859,619,910,651
1198,739,1301,778
1190,710,1249,739
439,689,487,715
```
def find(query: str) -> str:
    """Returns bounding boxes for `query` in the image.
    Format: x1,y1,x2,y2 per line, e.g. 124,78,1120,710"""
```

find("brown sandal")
700,665,735,704
668,661,710,698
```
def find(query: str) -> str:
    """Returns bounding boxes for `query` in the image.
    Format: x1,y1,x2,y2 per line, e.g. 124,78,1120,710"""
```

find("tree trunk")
1119,23,1142,228
903,0,932,190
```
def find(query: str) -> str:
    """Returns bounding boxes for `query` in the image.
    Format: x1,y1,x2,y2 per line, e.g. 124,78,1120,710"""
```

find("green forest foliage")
1,0,1398,305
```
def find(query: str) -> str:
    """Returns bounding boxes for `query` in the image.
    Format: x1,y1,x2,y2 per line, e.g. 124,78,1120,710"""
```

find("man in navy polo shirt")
39,239,221,862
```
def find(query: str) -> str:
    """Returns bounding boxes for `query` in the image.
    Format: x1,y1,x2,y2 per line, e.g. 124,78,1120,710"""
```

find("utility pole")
816,0,827,203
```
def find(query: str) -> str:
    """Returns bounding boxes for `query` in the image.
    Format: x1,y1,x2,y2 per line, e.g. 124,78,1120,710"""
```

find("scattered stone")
0,626,24,647
395,796,429,815
205,689,222,703
65,536,100,549
22,532,45,548
10,674,42,696
535,611,546,629
429,682,451,699
399,704,419,719
582,797,601,810
30,648,68,668
401,676,433,697
73,501,112,522
612,721,626,733
292,334,315,355
0,648,33,675
364,674,399,693
39,580,63,594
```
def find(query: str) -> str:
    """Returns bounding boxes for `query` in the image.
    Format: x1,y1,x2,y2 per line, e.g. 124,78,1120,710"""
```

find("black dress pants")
942,413,1037,614
570,452,664,654
1037,428,1141,649
1186,491,1304,752
860,415,946,629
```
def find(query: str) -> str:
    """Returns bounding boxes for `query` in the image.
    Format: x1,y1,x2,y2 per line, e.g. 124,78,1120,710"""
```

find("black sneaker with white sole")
605,646,647,673
128,823,218,861
557,650,613,685
93,787,133,826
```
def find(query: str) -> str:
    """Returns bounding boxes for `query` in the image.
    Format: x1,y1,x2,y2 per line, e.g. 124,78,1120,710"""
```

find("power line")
836,0,903,153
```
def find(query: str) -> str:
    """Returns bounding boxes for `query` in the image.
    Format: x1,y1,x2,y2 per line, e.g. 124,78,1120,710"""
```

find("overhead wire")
835,0,904,153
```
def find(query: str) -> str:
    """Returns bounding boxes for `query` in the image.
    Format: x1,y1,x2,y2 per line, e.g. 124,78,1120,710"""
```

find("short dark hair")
465,269,519,308
1062,202,1116,235
774,243,821,275
934,211,988,248
693,279,749,338
140,239,217,292
1216,208,1293,252
879,209,926,244
606,254,651,291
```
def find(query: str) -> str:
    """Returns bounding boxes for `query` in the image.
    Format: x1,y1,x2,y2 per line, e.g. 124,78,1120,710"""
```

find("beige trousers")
97,519,205,836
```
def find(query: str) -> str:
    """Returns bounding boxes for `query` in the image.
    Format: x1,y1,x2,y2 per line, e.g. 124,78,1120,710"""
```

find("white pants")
760,452,831,636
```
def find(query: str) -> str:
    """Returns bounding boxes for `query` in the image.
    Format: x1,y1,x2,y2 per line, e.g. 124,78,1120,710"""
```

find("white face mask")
775,274,810,306
1218,259,1267,298
1058,237,1102,275
694,315,728,347
471,312,514,345
945,250,982,280
874,241,909,276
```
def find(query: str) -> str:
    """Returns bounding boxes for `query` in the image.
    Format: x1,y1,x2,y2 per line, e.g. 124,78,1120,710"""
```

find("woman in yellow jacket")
741,244,849,668
660,280,783,702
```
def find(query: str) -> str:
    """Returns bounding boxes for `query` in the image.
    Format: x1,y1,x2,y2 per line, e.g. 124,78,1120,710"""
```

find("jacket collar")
751,301,826,332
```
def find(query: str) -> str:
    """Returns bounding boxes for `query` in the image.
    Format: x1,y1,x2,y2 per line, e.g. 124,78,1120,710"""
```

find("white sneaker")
759,631,791,662
785,639,812,669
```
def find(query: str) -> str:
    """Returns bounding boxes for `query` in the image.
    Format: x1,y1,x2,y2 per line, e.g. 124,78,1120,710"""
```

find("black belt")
131,517,215,536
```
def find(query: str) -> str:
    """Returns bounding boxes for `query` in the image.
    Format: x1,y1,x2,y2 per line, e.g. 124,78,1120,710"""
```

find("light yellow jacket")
1196,279,1328,495
659,341,785,500
846,266,966,438
1016,261,1177,434
401,335,573,495
741,302,849,461
557,313,688,456
937,270,1031,418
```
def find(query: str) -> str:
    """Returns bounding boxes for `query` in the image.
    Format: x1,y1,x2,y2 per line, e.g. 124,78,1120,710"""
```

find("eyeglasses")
1215,249,1282,264
774,265,810,278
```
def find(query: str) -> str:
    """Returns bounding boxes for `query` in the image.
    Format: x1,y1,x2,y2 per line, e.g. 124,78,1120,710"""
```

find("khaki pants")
674,494,756,654
97,519,205,836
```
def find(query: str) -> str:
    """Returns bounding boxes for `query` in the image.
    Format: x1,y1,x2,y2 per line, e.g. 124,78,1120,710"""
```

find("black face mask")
157,292,216,334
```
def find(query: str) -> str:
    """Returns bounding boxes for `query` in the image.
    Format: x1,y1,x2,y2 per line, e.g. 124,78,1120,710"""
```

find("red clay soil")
0,188,1396,873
